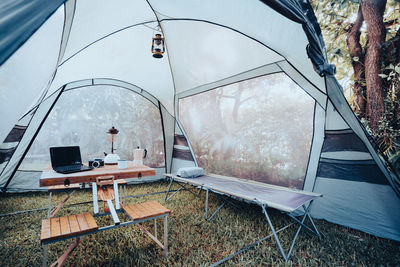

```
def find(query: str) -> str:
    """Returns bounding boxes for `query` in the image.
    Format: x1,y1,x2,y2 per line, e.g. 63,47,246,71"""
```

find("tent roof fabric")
0,0,66,66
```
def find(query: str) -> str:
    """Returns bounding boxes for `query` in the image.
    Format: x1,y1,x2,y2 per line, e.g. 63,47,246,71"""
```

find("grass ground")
0,181,399,266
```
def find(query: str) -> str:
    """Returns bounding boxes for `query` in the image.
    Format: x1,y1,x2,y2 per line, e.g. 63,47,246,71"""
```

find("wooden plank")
135,203,153,218
76,213,89,231
117,179,128,185
141,201,162,214
48,183,80,191
60,216,71,236
123,204,144,220
141,201,169,217
83,213,98,230
145,201,170,214
107,187,115,199
140,202,165,218
40,164,156,187
152,201,171,214
98,186,115,201
40,219,51,242
50,217,61,238
68,215,80,233
41,213,98,243
97,187,106,200
147,201,166,213
123,203,146,220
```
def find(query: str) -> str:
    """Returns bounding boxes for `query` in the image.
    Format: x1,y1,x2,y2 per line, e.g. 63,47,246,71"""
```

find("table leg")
113,180,120,210
42,245,47,267
92,182,99,214
164,215,168,258
154,218,157,240
47,192,52,218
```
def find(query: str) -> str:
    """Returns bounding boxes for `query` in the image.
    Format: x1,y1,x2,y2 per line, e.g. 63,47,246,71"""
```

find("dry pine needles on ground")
0,181,399,266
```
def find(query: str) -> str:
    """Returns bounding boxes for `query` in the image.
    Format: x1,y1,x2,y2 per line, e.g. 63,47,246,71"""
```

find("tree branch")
239,96,255,105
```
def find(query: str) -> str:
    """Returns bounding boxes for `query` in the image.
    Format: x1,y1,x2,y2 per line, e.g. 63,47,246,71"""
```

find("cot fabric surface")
173,174,321,213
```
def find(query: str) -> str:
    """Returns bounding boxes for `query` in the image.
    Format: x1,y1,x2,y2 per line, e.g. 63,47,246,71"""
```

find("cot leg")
207,201,226,221
42,245,47,267
164,215,168,258
286,209,308,260
262,205,288,261
165,178,174,201
303,202,321,237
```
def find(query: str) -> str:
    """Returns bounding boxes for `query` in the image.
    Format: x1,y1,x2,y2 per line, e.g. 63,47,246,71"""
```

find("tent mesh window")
179,72,315,189
19,85,165,172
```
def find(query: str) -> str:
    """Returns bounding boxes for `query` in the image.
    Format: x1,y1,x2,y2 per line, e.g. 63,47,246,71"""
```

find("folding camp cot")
164,173,322,262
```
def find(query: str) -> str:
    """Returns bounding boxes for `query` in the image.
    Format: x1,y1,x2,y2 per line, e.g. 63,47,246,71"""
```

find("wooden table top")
40,162,156,187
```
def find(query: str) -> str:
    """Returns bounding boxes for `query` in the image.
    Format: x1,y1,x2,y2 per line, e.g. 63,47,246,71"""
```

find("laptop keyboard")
55,165,93,173
58,165,82,171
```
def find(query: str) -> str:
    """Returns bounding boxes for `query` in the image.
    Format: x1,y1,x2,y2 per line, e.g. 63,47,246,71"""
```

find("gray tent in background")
0,0,399,242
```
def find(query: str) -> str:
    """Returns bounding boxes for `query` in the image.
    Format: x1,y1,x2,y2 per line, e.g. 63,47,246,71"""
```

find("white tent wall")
313,177,400,241
171,121,196,174
0,89,62,189
160,104,176,173
309,91,400,241
0,6,64,143
324,75,400,195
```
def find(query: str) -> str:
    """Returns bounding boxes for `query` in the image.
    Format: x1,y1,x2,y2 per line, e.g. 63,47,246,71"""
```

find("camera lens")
92,161,100,168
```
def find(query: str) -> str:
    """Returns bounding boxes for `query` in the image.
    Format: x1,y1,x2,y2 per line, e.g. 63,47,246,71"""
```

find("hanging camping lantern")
151,33,165,58
104,126,120,164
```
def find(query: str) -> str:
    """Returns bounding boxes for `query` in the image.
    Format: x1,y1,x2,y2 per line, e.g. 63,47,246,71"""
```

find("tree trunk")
395,28,400,123
361,0,387,131
346,6,366,117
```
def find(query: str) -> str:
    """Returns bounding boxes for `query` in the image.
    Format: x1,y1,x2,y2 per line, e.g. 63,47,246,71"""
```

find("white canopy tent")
0,0,399,242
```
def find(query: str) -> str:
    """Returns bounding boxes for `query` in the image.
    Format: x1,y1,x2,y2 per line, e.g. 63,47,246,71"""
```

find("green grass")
0,181,399,266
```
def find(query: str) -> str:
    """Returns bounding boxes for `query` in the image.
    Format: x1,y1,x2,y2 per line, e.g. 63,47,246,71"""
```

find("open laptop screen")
50,146,82,168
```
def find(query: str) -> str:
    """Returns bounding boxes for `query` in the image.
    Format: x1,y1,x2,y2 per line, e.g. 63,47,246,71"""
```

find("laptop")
50,146,93,174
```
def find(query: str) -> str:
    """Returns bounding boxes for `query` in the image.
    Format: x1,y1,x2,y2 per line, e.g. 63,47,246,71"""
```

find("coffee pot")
133,146,147,166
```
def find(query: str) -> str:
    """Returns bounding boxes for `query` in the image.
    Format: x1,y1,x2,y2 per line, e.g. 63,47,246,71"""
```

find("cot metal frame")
165,177,198,201
165,175,321,263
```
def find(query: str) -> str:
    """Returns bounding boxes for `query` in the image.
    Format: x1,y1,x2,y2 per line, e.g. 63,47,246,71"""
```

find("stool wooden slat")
41,213,98,244
41,219,51,241
76,213,90,232
122,201,170,221
68,215,81,233
50,217,61,239
60,216,71,235
84,212,98,229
